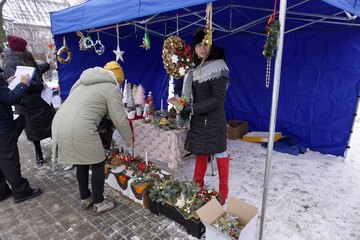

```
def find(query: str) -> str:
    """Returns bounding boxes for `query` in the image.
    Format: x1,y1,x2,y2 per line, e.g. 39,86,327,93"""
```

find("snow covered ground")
58,105,360,240
167,117,360,240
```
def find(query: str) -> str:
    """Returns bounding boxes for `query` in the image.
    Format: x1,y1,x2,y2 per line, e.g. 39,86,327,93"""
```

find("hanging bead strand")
266,59,271,88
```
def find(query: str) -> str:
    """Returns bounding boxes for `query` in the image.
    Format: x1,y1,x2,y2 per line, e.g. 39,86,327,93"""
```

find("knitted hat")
7,35,27,52
104,61,124,84
192,29,206,50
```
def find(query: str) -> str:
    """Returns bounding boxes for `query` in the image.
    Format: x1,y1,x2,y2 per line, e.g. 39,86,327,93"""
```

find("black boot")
35,149,44,166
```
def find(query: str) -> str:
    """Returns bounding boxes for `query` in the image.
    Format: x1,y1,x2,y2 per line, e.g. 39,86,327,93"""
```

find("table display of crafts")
122,80,179,130
104,145,170,204
148,177,221,219
122,80,146,119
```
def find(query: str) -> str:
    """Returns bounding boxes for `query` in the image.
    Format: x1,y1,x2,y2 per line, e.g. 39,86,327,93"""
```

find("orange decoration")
134,183,147,194
119,175,127,185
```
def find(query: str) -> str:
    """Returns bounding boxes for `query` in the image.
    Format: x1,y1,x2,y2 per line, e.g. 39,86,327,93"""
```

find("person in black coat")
0,67,42,203
181,29,230,204
2,35,55,165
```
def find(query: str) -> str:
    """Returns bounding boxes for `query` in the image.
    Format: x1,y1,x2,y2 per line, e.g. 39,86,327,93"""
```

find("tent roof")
50,0,213,35
324,0,360,17
51,0,360,37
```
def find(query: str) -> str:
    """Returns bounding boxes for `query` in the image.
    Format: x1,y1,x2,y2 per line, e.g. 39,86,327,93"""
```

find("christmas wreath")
57,46,72,64
162,36,192,79
262,20,280,59
57,36,72,64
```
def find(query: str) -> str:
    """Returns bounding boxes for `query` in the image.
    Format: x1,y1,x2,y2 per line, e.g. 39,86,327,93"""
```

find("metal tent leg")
210,155,215,176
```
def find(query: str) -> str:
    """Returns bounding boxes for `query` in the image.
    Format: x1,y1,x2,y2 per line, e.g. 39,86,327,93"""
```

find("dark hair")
23,50,39,69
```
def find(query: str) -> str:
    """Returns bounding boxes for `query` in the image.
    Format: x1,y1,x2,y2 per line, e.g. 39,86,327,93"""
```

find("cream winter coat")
51,67,132,165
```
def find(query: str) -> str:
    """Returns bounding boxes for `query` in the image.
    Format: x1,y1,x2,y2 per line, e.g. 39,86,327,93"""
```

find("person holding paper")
52,61,133,214
2,35,55,166
0,70,42,203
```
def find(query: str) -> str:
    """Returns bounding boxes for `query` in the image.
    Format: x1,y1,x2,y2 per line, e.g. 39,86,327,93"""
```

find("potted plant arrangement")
148,177,221,238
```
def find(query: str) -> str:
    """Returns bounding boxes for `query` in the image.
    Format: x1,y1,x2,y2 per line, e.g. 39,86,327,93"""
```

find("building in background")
3,0,85,61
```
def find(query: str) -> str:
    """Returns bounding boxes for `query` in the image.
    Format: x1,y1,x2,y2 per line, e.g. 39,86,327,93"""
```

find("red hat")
7,35,27,52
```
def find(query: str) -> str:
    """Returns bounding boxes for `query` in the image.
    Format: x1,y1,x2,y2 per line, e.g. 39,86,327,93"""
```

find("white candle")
161,99,163,111
145,151,148,165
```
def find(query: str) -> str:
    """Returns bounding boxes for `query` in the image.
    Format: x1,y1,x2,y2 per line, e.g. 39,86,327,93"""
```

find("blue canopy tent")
50,1,360,239
50,0,360,158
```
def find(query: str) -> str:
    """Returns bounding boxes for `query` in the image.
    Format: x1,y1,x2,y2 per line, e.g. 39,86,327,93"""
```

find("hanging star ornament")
113,45,125,62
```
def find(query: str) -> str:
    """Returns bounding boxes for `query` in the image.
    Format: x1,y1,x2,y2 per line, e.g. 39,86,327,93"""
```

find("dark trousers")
0,131,32,199
33,140,43,160
76,160,105,204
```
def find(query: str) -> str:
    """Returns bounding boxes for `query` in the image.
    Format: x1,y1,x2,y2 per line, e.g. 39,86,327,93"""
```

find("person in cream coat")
52,61,132,214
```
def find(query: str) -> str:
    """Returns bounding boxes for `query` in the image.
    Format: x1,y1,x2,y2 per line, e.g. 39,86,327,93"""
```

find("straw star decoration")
113,46,125,62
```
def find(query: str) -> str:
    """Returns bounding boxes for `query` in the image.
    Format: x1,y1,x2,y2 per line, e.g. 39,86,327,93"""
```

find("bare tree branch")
0,0,7,45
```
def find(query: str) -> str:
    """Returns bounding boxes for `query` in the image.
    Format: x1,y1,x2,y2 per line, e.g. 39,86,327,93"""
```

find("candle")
145,151,148,165
161,99,163,112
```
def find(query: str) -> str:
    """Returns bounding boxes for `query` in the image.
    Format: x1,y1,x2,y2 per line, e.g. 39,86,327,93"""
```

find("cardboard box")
149,200,206,239
227,120,248,140
196,197,258,240
242,131,282,143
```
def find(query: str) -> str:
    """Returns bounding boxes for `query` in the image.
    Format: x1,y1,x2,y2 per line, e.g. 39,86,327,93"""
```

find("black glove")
181,104,192,114
179,104,191,122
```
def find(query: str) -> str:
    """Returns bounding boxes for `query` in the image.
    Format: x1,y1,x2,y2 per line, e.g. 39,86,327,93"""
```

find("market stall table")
132,120,188,171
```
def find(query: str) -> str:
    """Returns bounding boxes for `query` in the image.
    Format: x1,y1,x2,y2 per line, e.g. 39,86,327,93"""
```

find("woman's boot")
35,149,44,166
34,141,44,166
193,155,209,188
216,156,230,205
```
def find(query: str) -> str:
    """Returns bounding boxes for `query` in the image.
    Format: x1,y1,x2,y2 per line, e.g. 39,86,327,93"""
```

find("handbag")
98,116,114,150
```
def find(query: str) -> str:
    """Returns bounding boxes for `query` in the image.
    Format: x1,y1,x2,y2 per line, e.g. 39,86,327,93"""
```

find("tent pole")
344,94,360,159
258,0,287,239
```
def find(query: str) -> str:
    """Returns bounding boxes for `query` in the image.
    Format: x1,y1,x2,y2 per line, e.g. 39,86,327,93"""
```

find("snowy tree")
134,85,146,107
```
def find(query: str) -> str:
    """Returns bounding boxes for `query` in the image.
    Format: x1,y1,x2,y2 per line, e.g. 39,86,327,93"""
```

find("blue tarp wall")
51,0,360,156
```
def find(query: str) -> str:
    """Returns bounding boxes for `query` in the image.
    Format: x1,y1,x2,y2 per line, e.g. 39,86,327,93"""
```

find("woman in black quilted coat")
181,30,230,204
3,35,55,166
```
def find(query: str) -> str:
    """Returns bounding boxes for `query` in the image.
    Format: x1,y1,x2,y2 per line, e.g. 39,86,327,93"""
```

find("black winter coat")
184,58,229,155
0,69,28,135
3,50,55,141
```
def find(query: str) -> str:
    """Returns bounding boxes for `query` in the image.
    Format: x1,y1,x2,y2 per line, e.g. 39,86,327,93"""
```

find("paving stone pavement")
0,134,203,240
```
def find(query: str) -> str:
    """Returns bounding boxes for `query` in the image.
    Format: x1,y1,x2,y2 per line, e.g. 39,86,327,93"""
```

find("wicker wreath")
162,36,192,79
57,46,72,64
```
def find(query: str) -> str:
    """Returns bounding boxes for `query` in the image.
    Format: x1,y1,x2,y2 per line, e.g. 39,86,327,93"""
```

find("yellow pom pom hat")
104,61,124,84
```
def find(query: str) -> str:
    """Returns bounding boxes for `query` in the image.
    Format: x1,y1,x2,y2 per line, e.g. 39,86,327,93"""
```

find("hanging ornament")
140,31,151,50
83,34,94,50
57,36,72,64
162,36,192,78
203,2,213,46
262,0,280,88
94,32,105,55
113,23,125,62
77,31,87,51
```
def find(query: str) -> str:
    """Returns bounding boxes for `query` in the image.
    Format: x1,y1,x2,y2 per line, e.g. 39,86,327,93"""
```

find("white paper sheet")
41,84,53,105
8,66,36,90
